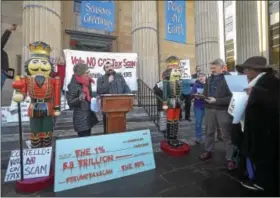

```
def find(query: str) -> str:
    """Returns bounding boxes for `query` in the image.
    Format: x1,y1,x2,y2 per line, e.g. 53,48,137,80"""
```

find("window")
74,0,81,13
268,0,280,67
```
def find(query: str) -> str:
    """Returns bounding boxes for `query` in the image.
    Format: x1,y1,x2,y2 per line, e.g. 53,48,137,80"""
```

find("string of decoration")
23,4,61,19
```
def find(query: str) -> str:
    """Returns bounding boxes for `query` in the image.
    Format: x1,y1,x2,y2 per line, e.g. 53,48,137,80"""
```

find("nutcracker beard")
165,108,184,148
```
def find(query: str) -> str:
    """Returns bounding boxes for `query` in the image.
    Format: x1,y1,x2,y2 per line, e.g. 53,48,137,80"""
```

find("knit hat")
73,63,88,76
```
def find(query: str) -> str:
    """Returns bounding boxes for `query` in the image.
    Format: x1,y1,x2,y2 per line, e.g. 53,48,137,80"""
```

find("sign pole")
17,102,24,181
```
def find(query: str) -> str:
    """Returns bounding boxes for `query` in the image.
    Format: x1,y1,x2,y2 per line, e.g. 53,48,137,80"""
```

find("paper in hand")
225,75,248,93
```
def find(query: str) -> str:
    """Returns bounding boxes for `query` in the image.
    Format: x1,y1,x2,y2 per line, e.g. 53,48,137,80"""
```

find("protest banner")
54,129,156,192
179,59,191,79
63,50,138,92
4,147,52,182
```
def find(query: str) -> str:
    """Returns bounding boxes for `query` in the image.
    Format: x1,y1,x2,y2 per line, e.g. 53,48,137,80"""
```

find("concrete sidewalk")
1,142,263,197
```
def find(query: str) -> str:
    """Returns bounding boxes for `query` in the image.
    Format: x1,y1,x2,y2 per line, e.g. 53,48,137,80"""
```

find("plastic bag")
90,97,100,112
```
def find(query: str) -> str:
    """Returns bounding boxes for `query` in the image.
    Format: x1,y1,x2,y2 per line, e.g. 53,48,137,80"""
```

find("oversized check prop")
63,50,138,92
54,129,156,192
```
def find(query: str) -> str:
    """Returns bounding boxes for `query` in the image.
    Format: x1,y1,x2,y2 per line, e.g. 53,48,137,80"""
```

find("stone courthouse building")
1,0,279,93
1,0,195,90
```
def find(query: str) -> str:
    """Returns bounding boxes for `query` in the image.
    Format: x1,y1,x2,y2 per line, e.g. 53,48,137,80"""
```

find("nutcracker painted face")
24,41,53,77
162,68,181,81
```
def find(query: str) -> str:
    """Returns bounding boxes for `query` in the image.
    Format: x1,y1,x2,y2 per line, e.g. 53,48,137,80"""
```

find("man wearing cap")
235,56,279,196
97,61,131,133
199,58,234,170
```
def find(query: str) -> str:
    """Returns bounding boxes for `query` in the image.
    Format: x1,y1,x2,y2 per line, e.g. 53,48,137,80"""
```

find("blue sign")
80,1,115,32
54,129,156,192
165,1,186,43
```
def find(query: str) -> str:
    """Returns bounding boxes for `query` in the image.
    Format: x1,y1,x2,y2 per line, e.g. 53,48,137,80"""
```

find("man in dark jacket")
97,61,131,133
199,58,234,170
236,56,279,196
1,24,17,89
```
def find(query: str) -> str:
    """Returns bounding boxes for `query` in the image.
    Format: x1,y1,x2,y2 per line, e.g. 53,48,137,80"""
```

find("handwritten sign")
165,0,186,43
228,92,248,124
80,1,115,32
179,59,191,79
4,147,52,182
54,129,156,192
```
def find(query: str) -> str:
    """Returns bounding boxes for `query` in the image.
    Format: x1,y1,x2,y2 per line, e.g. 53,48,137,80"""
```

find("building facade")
1,0,196,90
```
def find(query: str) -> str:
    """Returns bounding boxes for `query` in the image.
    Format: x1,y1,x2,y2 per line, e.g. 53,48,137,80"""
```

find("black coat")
67,75,99,133
241,72,279,195
153,81,163,111
1,30,12,71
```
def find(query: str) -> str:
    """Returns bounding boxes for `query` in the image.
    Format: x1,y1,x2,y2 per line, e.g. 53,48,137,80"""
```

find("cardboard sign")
179,59,191,79
228,92,248,124
4,147,52,182
63,50,138,92
54,129,156,192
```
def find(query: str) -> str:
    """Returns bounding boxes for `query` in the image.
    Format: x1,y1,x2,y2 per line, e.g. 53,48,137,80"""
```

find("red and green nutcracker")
12,41,61,148
162,67,184,148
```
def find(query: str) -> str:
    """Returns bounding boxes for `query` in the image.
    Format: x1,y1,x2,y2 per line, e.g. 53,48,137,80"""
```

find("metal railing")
136,79,163,131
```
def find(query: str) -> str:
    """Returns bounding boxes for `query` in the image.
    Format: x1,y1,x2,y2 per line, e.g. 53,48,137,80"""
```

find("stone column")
195,1,220,74
236,1,260,64
22,1,62,65
132,1,159,88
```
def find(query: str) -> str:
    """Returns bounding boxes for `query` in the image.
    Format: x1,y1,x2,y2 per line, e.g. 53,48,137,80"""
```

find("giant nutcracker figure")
12,41,61,148
160,56,190,156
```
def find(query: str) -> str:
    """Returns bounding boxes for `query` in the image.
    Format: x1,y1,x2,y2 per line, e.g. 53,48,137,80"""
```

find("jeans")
1,71,7,89
193,107,205,141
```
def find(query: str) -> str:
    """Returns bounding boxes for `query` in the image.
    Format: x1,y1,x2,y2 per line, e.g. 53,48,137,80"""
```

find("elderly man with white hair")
96,61,131,133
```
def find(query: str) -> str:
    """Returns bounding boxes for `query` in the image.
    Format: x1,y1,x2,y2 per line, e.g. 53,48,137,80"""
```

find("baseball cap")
210,58,225,66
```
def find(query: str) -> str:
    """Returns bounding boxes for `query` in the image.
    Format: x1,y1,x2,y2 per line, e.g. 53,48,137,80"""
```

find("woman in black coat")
67,63,98,137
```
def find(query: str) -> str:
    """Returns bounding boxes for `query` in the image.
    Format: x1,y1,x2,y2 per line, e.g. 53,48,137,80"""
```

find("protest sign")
228,92,248,123
54,129,156,192
179,59,191,79
4,147,52,182
225,75,249,124
63,50,137,92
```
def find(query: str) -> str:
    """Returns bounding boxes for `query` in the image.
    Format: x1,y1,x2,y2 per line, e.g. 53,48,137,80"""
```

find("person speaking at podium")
97,61,131,133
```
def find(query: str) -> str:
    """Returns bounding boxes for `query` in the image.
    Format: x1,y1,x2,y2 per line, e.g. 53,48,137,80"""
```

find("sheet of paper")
228,92,248,124
225,75,248,93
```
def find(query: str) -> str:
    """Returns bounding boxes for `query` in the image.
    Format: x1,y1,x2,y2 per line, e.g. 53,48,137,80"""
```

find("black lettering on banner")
10,166,20,173
24,165,48,176
123,72,132,78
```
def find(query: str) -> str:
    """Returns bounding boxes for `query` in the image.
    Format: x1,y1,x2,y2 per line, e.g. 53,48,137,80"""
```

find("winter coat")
67,75,99,133
242,72,279,160
1,30,12,71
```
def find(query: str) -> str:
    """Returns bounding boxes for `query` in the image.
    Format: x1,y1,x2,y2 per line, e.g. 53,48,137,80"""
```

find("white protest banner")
4,147,52,182
179,59,191,79
63,50,138,92
1,106,11,123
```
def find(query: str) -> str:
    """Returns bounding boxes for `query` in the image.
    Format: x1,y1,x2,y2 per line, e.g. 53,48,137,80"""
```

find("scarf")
75,75,94,102
240,72,266,131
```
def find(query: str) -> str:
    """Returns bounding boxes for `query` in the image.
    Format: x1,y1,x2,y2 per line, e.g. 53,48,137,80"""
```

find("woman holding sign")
67,63,98,137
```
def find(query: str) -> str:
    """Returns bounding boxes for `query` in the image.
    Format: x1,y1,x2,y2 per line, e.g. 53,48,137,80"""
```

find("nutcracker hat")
235,56,273,74
28,41,52,59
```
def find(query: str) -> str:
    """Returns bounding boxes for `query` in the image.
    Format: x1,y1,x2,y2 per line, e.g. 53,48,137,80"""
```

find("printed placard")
4,147,52,182
63,50,137,92
54,129,156,192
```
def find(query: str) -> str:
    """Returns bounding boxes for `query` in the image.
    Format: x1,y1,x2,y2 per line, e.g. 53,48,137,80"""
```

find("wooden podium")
101,94,135,133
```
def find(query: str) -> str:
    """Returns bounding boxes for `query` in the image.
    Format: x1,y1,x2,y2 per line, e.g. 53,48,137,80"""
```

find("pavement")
1,142,263,197
0,106,262,197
